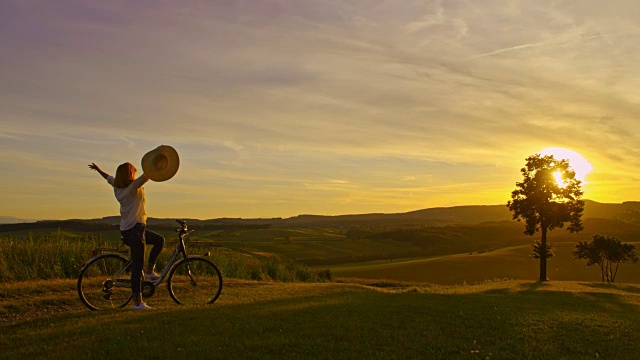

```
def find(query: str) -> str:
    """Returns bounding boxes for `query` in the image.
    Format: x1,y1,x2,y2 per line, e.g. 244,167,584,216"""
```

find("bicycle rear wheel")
167,256,223,305
77,254,133,310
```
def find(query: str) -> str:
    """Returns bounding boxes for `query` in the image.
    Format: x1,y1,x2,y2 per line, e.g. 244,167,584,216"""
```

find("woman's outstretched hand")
89,163,109,180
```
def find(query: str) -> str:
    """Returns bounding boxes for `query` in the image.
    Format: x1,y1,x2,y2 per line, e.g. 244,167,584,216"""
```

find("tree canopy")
573,235,638,283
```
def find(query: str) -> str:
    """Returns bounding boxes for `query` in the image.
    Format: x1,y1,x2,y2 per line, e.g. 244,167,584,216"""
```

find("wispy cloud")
3,0,640,218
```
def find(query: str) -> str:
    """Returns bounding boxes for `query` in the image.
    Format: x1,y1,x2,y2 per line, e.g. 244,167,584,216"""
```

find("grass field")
0,231,332,283
4,227,639,286
331,242,640,285
2,279,640,359
192,228,426,263
3,227,640,358
1,227,422,264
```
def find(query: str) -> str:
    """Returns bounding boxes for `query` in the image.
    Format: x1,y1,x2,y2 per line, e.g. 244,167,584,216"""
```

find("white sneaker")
144,272,161,281
133,302,152,310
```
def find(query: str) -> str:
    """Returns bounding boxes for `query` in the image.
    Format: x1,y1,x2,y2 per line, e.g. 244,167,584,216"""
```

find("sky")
3,0,640,220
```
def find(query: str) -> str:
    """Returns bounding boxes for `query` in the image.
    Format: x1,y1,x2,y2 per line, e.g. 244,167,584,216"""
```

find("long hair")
113,162,136,188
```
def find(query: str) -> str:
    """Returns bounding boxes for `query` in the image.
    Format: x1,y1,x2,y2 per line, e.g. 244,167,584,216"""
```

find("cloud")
3,0,640,218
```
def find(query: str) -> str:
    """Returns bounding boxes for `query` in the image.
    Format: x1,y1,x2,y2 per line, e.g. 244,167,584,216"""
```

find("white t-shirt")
107,174,149,231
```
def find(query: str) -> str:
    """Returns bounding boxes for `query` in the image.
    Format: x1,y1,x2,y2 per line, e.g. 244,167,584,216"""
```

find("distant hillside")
582,200,640,222
50,205,515,229
0,219,271,233
252,200,640,227
291,200,640,227
3,200,640,232
0,216,36,224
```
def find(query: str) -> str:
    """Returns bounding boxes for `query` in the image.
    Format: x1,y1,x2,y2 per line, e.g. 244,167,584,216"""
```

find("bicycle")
77,220,223,310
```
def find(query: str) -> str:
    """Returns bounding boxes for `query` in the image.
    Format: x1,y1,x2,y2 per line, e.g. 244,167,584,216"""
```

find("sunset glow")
540,148,593,184
2,1,640,220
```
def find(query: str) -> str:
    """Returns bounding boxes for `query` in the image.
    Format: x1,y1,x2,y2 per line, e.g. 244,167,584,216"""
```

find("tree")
507,154,584,281
573,235,638,283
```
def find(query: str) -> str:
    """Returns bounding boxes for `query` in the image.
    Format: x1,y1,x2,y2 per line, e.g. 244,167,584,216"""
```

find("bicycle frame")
85,221,196,288
152,228,194,284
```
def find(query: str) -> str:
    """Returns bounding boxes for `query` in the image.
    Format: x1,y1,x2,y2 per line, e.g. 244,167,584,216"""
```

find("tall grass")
0,230,101,282
0,231,332,283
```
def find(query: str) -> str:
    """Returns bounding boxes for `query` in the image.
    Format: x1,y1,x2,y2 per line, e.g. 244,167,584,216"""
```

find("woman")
89,162,165,310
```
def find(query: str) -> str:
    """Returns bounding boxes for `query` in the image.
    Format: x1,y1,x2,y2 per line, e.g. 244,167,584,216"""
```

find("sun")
540,147,592,184
552,171,566,188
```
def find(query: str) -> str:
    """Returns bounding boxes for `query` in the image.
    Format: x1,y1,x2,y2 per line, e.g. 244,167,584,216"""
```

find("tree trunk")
612,262,619,283
539,226,548,282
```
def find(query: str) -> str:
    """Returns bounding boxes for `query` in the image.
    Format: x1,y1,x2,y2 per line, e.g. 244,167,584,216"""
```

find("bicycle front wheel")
167,256,223,305
77,254,133,311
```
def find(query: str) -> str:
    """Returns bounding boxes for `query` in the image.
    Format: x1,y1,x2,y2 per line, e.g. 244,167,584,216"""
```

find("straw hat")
141,145,180,182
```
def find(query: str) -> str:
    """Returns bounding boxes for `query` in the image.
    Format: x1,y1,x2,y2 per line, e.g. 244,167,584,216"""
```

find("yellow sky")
2,1,640,220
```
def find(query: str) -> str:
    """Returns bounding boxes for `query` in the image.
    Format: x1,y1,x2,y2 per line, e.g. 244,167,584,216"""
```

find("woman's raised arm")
88,163,110,180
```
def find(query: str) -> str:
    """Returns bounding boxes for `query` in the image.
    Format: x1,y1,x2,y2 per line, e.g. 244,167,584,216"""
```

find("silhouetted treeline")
0,220,118,232
0,219,271,233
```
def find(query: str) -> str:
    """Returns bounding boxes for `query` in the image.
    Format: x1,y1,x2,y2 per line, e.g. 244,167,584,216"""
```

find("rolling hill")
0,216,36,225
331,241,640,285
4,200,640,232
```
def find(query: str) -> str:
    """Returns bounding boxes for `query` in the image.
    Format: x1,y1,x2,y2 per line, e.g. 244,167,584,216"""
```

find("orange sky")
2,1,640,220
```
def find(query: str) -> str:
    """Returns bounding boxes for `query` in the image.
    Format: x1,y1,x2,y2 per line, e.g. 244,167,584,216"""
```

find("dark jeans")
121,223,165,301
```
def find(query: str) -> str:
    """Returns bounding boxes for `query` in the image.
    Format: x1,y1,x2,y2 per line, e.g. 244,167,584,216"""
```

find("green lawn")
2,279,640,359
